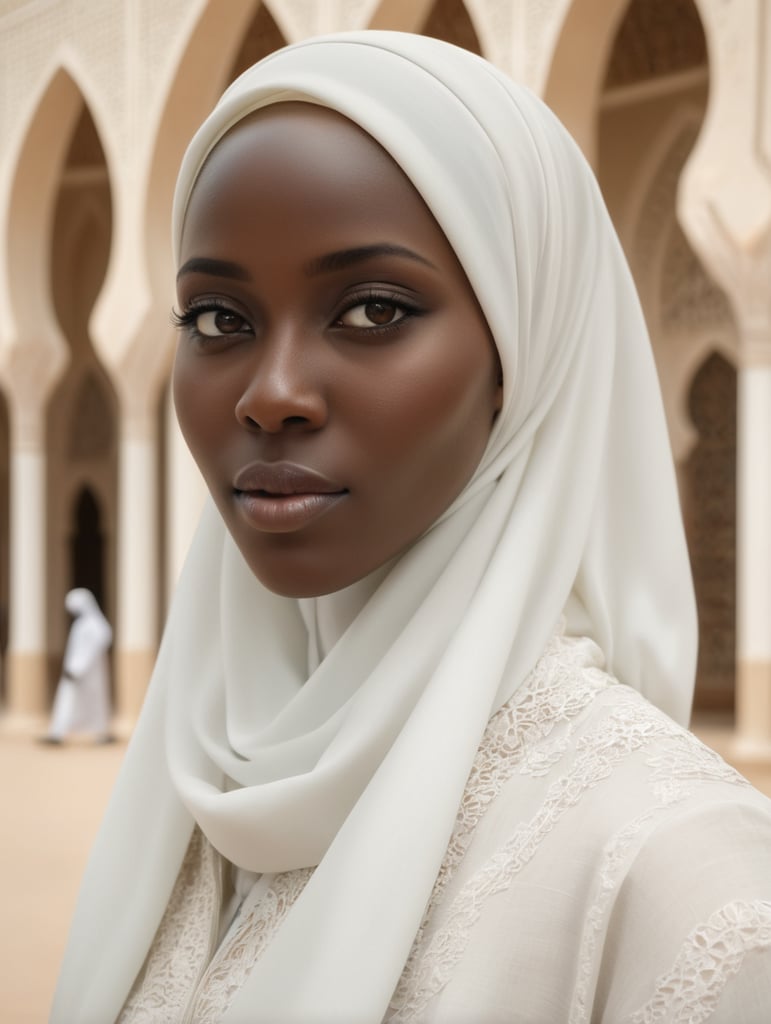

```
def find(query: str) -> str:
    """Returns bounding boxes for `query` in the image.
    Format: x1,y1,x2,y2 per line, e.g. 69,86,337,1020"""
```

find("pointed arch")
3,66,82,386
542,0,629,163
45,97,118,695
143,0,265,294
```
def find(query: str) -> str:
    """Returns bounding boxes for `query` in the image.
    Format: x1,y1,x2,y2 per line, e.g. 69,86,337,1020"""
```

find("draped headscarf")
52,31,697,1024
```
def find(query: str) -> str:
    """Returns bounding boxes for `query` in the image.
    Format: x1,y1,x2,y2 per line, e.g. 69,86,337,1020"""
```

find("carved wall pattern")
682,353,737,713
605,0,707,87
422,0,481,52
135,0,195,132
660,222,734,338
228,3,288,81
632,119,700,310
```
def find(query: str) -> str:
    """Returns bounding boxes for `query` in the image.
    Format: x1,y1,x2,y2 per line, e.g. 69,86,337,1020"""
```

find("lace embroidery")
646,734,748,801
629,901,771,1023
388,689,683,1021
387,636,619,1019
437,634,611,903
118,828,221,1023
189,868,313,1022
569,733,750,1023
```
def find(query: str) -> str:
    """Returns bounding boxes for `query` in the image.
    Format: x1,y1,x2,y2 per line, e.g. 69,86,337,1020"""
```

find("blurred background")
0,1,769,1020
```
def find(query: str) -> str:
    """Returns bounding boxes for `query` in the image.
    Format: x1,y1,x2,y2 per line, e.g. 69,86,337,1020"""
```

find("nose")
234,331,328,434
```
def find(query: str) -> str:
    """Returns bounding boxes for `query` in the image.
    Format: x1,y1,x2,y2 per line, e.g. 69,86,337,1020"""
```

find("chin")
240,547,369,599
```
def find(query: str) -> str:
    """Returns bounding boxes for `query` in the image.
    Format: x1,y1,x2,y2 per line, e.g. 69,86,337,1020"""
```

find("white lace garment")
120,634,771,1023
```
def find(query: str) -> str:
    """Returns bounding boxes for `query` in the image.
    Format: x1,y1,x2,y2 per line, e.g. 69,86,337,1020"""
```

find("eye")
171,302,252,341
195,308,248,337
336,299,409,330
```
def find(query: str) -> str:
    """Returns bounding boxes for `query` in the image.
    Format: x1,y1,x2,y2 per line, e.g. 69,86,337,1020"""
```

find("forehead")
179,102,449,258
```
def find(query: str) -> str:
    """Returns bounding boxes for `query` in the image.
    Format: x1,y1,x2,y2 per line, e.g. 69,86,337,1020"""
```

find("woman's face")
174,103,502,597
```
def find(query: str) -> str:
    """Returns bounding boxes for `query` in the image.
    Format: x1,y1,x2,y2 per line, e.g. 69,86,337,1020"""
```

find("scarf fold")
51,31,696,1024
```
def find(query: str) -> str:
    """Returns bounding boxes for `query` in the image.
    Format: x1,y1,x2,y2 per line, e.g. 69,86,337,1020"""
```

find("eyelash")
170,300,244,340
333,290,420,334
170,290,421,344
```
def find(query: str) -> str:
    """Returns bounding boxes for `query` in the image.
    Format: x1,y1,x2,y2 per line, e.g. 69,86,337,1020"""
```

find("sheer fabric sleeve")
597,798,771,1023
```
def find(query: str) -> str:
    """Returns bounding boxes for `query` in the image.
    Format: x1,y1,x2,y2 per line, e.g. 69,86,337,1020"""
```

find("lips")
233,461,346,496
232,461,348,532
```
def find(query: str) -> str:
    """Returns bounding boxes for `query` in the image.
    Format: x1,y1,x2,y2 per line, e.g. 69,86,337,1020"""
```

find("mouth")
232,461,348,533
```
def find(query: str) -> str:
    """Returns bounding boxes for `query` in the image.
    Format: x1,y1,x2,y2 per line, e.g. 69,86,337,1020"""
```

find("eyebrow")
176,257,251,282
304,244,436,275
176,244,437,283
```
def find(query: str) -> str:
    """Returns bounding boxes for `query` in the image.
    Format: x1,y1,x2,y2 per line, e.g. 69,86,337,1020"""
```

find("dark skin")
173,103,502,598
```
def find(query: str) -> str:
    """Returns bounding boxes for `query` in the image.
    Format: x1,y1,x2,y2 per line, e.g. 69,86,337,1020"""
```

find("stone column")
113,412,159,732
5,418,48,723
1,338,67,726
679,0,771,751
735,353,771,753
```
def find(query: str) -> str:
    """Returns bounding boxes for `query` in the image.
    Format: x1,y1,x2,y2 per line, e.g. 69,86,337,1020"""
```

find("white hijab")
62,588,112,674
52,31,696,1024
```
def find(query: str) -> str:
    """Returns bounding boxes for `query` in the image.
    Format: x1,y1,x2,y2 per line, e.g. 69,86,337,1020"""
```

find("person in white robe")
51,32,771,1023
43,588,112,744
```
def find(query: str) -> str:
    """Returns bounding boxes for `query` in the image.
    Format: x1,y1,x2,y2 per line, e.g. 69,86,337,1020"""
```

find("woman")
52,32,771,1023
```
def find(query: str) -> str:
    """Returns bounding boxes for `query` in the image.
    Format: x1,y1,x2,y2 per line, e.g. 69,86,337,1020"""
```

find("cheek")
356,332,498,492
172,351,226,465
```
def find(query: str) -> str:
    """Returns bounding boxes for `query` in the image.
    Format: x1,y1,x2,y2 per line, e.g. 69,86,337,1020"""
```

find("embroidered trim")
387,633,614,1019
569,737,750,1024
629,901,771,1024
118,828,221,1023
189,868,313,1022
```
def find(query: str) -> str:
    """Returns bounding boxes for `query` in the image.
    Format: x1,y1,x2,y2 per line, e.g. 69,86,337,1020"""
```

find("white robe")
119,633,771,1022
47,588,112,740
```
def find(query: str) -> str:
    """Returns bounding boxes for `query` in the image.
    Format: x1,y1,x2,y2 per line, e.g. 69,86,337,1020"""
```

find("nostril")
239,412,315,432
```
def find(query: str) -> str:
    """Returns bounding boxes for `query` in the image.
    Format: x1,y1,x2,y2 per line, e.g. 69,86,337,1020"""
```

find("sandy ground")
0,730,125,1024
0,719,769,1024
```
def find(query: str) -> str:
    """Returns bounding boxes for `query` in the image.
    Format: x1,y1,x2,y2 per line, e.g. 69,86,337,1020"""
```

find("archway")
70,487,106,609
597,0,741,715
46,101,117,696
